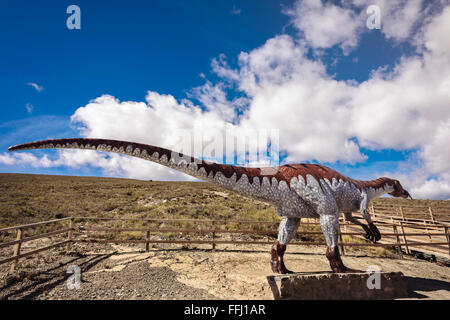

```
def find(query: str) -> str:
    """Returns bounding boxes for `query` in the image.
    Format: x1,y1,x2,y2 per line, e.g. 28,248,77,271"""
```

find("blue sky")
1,1,449,199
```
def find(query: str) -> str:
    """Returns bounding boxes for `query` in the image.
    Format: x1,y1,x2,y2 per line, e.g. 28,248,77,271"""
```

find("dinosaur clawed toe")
362,223,381,243
326,246,362,273
270,241,294,274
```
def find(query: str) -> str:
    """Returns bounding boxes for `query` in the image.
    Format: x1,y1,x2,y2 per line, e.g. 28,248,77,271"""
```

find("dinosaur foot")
326,246,362,273
362,223,382,243
270,241,294,274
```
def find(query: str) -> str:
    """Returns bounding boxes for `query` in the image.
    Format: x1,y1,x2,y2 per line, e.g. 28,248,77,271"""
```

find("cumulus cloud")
27,82,44,92
6,1,450,199
285,0,438,53
283,0,364,54
353,0,426,41
0,152,53,168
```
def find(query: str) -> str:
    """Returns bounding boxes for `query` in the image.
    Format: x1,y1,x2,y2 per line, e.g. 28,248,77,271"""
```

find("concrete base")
267,272,408,300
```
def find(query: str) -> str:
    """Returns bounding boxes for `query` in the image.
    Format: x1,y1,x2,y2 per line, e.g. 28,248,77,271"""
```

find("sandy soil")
1,239,449,300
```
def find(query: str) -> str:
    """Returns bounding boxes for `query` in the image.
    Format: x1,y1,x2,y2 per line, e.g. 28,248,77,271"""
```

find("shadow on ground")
0,253,113,300
405,276,450,299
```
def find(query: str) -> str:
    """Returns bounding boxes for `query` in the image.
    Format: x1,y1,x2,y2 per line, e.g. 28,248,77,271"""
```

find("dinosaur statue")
8,138,412,274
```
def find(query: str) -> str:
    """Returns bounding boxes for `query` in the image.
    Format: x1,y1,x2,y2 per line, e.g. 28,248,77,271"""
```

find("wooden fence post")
424,220,432,240
400,221,409,255
428,207,435,223
399,206,405,221
145,230,150,252
338,222,345,256
67,218,74,251
391,220,403,259
10,228,23,273
211,220,216,250
444,226,450,258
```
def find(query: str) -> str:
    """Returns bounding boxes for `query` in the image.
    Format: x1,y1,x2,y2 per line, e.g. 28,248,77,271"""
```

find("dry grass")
0,173,448,244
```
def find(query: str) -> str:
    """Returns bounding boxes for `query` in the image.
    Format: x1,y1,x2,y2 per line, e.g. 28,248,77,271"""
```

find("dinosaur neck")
356,177,395,200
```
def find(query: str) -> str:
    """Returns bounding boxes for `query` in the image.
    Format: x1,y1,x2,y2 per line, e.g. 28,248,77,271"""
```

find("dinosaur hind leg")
320,214,361,273
271,217,300,274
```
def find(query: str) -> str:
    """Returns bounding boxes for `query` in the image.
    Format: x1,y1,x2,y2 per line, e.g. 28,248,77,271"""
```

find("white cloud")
285,0,436,52
283,0,364,54
0,149,194,181
27,82,44,92
0,152,53,168
410,176,450,200
25,103,34,114
353,0,426,41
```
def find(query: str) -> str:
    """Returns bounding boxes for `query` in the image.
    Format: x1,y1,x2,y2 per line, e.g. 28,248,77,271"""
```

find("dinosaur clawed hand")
362,223,382,243
270,241,294,274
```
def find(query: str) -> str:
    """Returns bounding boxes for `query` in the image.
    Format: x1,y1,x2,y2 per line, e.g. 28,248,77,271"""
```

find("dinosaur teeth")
126,145,133,154
133,148,140,156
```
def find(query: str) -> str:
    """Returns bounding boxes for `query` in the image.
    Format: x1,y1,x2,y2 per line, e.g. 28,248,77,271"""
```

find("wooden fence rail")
0,218,73,272
1,206,450,272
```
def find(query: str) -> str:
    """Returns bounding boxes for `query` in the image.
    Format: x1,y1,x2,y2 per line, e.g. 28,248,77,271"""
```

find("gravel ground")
1,239,449,300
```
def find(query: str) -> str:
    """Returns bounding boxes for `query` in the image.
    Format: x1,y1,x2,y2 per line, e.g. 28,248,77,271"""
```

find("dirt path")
1,242,449,300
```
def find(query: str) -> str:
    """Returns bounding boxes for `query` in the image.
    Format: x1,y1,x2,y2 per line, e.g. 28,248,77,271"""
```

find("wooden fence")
0,218,73,272
1,205,449,272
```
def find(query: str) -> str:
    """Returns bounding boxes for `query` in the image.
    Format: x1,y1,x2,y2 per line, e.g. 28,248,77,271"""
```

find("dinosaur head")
388,179,412,199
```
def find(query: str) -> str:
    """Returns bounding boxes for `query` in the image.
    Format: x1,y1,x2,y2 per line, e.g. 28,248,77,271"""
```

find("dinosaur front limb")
360,222,381,242
271,217,300,274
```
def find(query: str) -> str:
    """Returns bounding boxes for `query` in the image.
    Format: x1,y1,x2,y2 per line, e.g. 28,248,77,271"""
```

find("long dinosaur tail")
7,138,265,187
